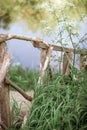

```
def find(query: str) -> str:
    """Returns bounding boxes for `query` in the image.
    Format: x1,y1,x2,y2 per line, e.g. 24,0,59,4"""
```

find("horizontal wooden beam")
33,42,87,55
0,34,87,55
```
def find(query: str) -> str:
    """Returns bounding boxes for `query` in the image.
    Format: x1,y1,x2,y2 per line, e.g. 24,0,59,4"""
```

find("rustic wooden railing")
0,34,87,130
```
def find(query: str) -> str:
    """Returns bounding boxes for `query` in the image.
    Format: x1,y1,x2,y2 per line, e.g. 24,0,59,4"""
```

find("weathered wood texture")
63,52,73,75
0,51,11,86
0,84,10,129
0,42,11,129
38,47,53,84
5,77,32,102
0,34,87,129
80,54,87,69
0,112,2,130
0,34,87,55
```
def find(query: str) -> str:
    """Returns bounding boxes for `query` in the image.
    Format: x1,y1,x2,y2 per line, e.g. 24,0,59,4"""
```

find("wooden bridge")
0,34,87,130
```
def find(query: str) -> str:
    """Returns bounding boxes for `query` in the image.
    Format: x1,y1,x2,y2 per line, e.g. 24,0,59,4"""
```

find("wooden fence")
0,34,87,130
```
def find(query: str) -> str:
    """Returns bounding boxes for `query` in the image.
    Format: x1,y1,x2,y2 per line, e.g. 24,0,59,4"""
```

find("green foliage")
0,0,87,30
4,1,87,129
8,65,38,91
9,98,24,130
10,98,21,129
23,71,87,130
0,0,16,29
8,66,87,130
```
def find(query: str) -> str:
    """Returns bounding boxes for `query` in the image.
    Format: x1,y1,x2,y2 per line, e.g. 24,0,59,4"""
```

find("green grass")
8,65,38,91
24,71,87,130
8,66,87,130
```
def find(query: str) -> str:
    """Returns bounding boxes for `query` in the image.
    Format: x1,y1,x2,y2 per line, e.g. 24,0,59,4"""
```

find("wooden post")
38,49,47,85
80,54,87,69
47,64,53,81
0,42,11,129
38,46,53,85
62,52,73,75
0,109,2,130
0,84,10,129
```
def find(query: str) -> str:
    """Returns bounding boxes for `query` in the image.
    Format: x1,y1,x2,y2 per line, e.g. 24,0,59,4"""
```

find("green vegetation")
9,66,87,130
26,79,87,130
10,99,21,130
1,1,86,130
0,0,87,30
8,65,38,91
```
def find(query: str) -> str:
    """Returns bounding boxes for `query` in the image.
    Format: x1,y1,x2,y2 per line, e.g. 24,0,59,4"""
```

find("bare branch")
5,77,33,102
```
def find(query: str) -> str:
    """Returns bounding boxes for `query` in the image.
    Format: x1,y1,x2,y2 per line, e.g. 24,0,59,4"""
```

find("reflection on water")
0,19,87,70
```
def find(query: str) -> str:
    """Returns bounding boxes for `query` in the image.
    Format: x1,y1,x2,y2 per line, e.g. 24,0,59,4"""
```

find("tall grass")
8,65,38,91
10,98,21,130
8,65,87,130
23,70,87,130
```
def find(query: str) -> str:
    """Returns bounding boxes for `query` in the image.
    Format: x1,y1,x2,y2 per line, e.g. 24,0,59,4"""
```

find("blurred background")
0,0,87,70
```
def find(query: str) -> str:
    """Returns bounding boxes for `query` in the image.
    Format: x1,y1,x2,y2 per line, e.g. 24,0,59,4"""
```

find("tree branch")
5,77,33,102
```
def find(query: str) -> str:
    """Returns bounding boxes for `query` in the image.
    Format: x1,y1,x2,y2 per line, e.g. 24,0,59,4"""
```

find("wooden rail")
0,34,87,129
0,34,87,54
